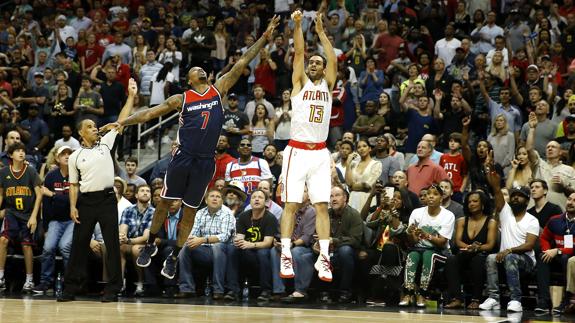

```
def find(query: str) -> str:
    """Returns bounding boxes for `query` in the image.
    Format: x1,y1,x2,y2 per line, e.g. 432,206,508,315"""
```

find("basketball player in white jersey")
279,10,337,282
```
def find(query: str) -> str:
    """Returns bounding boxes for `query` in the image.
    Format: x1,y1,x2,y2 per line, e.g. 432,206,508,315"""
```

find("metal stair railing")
136,111,179,165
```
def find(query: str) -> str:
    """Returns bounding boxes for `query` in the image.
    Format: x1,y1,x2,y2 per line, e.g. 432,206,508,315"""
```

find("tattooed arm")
215,16,280,96
119,94,182,127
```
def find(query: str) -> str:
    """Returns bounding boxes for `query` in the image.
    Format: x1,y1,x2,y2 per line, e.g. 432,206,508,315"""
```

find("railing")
136,111,179,165
0,1,14,9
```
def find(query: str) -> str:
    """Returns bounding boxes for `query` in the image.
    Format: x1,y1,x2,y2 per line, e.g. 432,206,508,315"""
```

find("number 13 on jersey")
309,105,324,123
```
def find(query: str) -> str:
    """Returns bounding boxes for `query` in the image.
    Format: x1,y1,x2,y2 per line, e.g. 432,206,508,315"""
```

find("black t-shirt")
189,29,215,60
43,167,70,222
527,201,563,228
439,107,466,149
223,109,249,149
100,81,125,117
236,210,278,243
0,165,41,220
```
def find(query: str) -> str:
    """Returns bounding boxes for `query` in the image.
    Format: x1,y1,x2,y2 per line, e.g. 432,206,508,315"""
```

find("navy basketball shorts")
161,149,216,208
1,213,34,245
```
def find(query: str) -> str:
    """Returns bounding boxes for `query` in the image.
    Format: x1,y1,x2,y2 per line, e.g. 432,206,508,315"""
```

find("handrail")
139,112,179,137
136,110,179,165
0,1,14,9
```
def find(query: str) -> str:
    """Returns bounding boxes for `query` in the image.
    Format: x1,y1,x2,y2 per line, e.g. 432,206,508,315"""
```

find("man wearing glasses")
225,138,273,196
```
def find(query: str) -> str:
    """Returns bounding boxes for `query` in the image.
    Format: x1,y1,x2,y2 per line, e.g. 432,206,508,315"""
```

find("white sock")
319,239,330,257
26,274,33,282
281,238,292,254
0,270,4,279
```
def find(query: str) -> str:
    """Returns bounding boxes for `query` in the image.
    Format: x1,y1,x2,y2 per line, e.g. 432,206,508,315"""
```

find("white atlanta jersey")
290,79,332,143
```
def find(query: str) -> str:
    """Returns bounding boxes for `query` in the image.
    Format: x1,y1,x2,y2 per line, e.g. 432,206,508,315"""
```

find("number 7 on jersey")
200,111,210,129
309,105,324,123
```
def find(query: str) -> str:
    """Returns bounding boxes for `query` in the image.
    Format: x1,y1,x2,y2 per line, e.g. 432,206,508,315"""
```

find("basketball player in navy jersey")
101,16,281,279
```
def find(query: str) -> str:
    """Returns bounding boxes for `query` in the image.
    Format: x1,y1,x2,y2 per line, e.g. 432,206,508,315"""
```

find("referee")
58,79,138,302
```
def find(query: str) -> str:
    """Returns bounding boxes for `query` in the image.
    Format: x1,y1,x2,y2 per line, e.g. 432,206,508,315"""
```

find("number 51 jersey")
290,79,332,143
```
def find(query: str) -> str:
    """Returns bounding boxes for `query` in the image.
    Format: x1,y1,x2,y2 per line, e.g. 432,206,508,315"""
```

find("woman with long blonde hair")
39,146,60,180
506,145,535,189
487,114,515,175
485,51,507,83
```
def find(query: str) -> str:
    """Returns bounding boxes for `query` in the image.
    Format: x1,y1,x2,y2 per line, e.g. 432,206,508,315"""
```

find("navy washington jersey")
0,165,41,220
178,85,225,157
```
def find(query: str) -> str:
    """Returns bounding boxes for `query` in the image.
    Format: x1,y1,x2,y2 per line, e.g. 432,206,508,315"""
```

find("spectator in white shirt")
158,38,182,81
49,15,77,43
54,125,81,151
435,24,461,65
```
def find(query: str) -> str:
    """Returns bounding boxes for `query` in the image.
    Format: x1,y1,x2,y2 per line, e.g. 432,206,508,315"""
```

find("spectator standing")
0,142,43,292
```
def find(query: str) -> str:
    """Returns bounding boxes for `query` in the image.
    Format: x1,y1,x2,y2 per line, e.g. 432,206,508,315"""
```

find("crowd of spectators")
3,0,575,317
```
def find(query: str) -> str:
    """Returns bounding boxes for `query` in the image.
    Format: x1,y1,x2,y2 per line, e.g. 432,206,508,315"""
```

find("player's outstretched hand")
128,78,138,97
264,15,280,39
291,10,303,24
315,12,325,34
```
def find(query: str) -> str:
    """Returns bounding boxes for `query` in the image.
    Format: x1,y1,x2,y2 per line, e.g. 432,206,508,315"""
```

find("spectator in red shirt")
78,33,104,74
559,0,575,18
407,140,449,195
372,22,404,71
439,132,468,202
254,48,277,98
110,55,131,92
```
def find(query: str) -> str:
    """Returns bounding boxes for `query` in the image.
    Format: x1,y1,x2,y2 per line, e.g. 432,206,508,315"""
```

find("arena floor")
0,296,573,323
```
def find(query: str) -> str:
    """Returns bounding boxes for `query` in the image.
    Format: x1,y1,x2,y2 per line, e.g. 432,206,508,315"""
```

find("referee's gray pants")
64,188,122,294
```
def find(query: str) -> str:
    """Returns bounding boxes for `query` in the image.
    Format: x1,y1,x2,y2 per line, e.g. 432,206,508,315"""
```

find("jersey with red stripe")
225,157,269,194
178,85,224,157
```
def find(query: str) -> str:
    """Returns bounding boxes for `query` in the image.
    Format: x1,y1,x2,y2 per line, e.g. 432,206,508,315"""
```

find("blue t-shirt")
404,109,435,153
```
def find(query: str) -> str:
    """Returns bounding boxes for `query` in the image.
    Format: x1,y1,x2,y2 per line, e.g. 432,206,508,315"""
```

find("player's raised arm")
100,94,183,133
291,10,307,94
215,16,280,96
315,12,337,90
117,78,138,122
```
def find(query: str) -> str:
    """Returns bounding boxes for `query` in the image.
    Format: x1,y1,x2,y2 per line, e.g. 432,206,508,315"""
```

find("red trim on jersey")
284,148,294,201
184,85,218,104
288,140,327,150
9,164,27,180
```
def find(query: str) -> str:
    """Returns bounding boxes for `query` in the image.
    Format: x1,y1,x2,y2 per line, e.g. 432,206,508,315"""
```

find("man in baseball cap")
480,183,539,312
32,145,75,294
